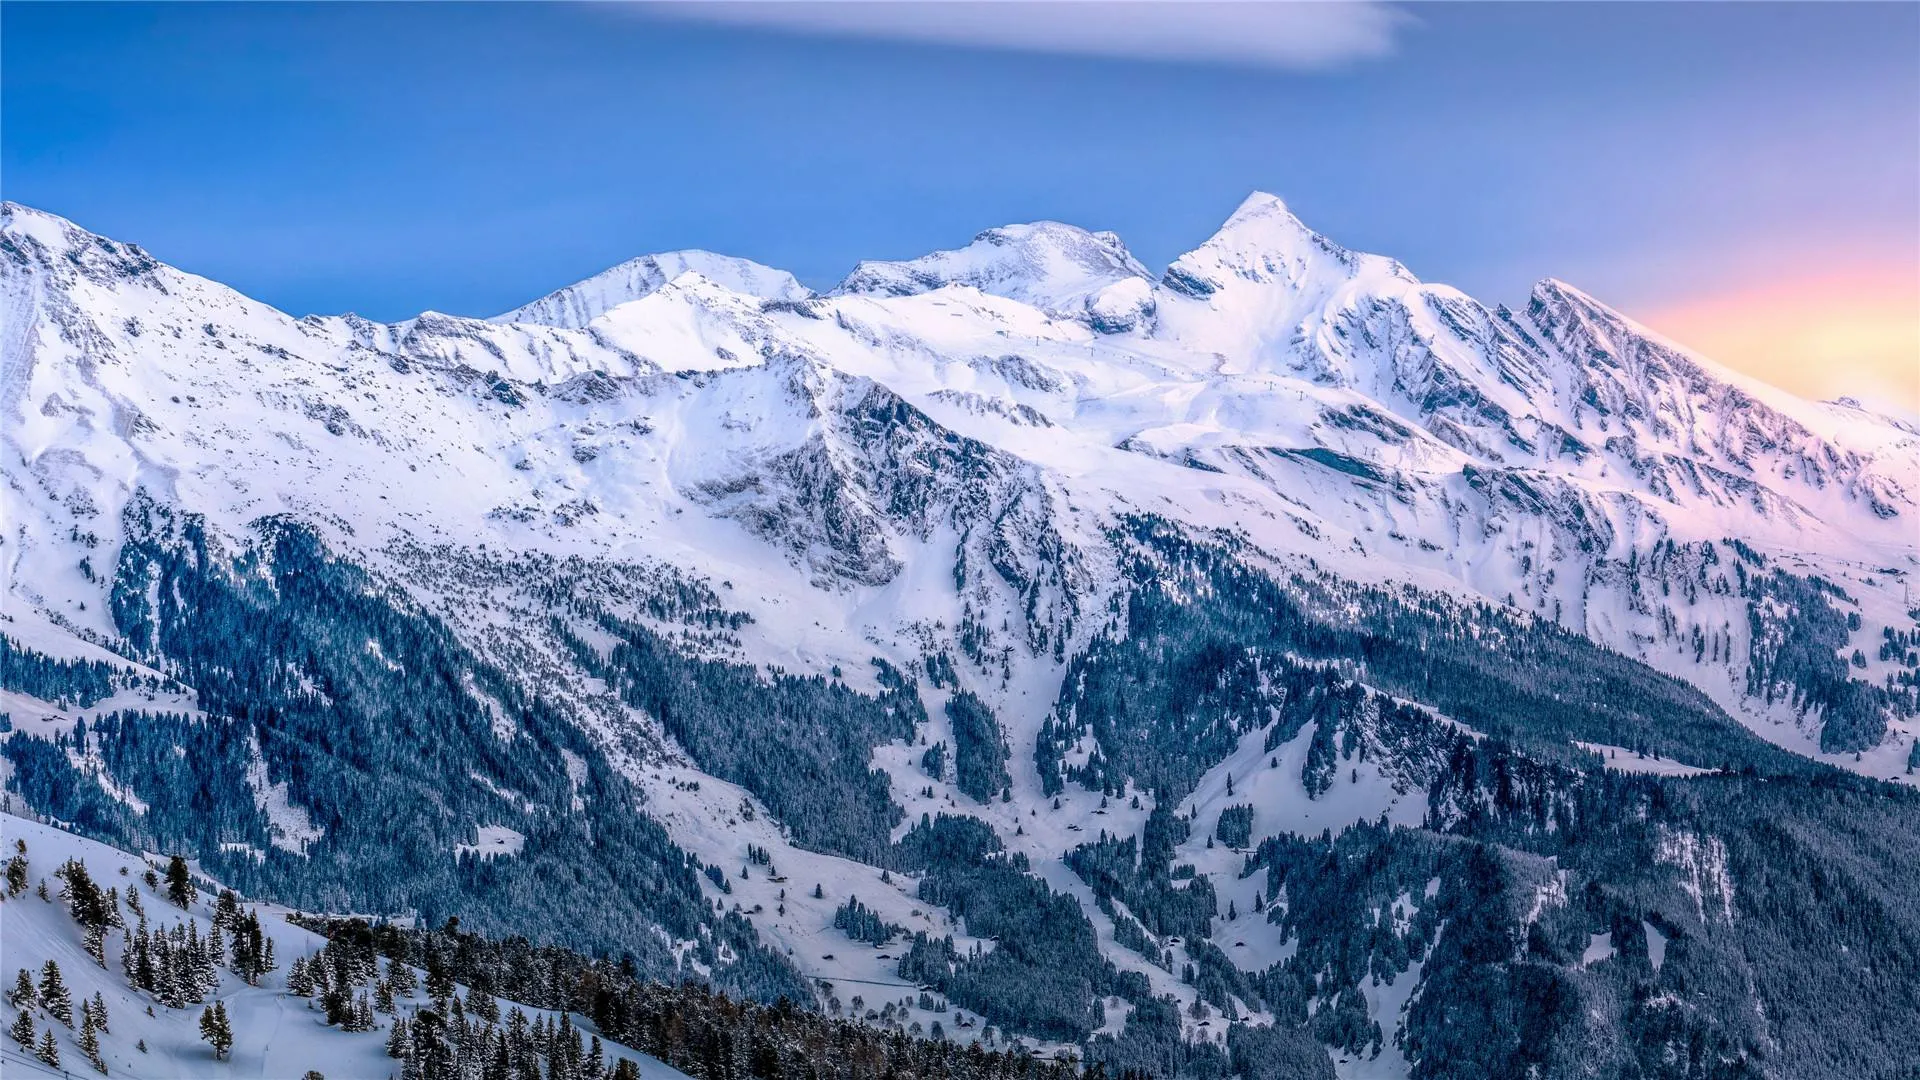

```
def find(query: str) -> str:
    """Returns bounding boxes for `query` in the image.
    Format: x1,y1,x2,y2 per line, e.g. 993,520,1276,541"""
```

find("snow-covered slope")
836,221,1156,333
0,811,688,1080
5,193,1918,1076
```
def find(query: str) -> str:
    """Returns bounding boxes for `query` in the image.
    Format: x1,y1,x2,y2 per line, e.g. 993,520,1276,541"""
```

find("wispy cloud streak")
641,1,1409,70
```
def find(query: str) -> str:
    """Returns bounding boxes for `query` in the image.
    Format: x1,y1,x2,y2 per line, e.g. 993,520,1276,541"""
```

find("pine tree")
552,1011,579,1080
287,955,313,997
165,855,195,909
322,977,351,1027
133,919,154,994
8,1009,32,1048
387,956,416,997
425,954,455,1002
40,959,73,1026
159,941,187,1009
79,1012,107,1074
7,967,35,1008
467,984,498,1024
35,1026,60,1068
214,889,241,931
89,992,109,1032
186,921,215,999
199,1000,233,1059
4,850,26,897
387,1014,411,1058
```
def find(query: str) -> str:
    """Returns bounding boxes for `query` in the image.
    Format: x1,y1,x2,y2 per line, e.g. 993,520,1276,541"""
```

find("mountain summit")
493,249,810,328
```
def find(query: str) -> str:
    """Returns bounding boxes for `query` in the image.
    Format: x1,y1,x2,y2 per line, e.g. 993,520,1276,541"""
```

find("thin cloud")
641,1,1410,70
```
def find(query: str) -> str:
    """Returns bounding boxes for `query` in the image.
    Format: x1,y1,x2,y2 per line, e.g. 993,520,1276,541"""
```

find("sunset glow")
1637,265,1920,414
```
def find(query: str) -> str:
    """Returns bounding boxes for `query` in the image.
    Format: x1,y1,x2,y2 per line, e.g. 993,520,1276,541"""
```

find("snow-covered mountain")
493,249,810,329
4,194,1917,1079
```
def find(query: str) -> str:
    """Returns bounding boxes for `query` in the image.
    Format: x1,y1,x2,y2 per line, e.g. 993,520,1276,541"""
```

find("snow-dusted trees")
116,912,222,1006
831,896,903,945
226,907,276,984
946,690,1011,803
292,910,1087,1080
1214,803,1254,850
53,858,122,970
6,968,35,1009
165,854,196,909
4,842,27,898
38,960,72,1026
198,999,233,1059
0,637,121,709
78,1008,107,1074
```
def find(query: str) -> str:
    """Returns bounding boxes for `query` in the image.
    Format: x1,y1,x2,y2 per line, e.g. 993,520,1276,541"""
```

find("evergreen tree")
56,858,114,932
159,937,187,1008
387,1014,411,1058
287,955,314,997
4,852,26,898
8,1009,32,1049
7,967,35,1009
322,975,352,1027
39,959,72,1026
199,1000,233,1059
79,1012,107,1074
83,921,108,967
35,1026,59,1068
426,953,456,1002
214,889,241,931
165,855,195,909
133,920,154,995
387,956,417,998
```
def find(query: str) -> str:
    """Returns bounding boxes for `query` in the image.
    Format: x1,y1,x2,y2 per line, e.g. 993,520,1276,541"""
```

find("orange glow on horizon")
1633,265,1920,415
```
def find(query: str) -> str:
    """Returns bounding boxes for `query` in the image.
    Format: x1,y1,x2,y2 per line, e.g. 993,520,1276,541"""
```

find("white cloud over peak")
642,1,1409,70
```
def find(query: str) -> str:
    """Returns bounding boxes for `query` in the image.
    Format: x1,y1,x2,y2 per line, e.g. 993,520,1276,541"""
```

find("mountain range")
3,194,1918,1080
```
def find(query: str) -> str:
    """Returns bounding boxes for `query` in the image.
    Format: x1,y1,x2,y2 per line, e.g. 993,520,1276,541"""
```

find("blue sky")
4,2,1915,403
